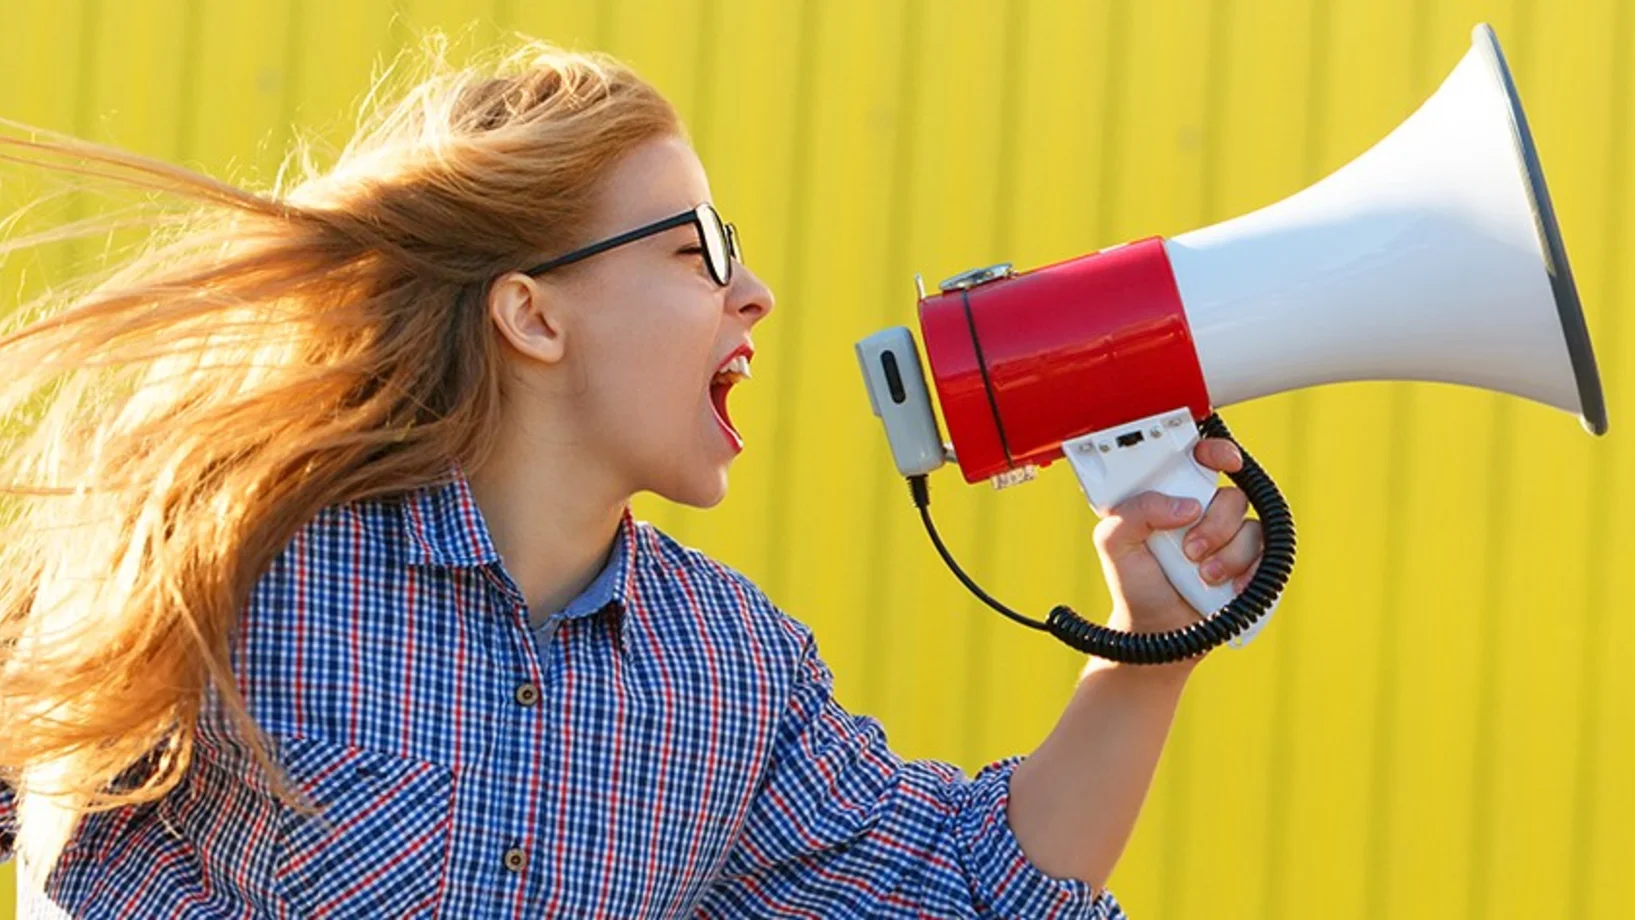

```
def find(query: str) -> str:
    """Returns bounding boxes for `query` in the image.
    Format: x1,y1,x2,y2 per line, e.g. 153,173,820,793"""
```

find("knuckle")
1197,438,1234,467
1142,491,1177,517
1230,524,1263,560
1202,492,1249,537
1195,507,1234,539
1116,492,1163,521
1092,516,1121,549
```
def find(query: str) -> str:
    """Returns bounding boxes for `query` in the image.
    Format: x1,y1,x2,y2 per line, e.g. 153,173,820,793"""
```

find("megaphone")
857,23,1606,665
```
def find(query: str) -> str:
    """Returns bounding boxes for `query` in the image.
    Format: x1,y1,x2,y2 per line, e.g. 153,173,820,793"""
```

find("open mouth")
709,350,752,451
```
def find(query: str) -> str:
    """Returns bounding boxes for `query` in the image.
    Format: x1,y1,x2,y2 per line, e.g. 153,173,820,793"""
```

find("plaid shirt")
4,464,1125,918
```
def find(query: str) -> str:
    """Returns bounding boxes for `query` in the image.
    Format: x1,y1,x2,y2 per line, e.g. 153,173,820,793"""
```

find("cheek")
581,304,716,429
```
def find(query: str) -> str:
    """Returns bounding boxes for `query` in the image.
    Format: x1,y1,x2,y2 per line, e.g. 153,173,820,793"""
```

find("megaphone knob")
937,263,1014,293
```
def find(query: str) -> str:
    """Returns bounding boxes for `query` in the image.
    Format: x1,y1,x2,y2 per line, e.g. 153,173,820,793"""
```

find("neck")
464,419,629,626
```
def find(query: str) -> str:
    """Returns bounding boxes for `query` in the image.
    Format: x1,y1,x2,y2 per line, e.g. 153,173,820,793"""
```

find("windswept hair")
0,35,679,870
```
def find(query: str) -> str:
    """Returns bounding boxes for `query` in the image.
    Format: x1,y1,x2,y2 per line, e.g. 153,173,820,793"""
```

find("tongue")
710,381,741,444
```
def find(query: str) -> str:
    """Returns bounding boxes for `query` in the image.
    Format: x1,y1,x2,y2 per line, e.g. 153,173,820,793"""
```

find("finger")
1199,519,1263,586
1094,492,1203,561
1193,438,1243,474
1233,558,1262,595
1182,487,1249,561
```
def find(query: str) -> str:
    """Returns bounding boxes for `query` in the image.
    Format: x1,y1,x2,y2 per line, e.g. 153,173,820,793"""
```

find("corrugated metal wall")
2,1,1631,917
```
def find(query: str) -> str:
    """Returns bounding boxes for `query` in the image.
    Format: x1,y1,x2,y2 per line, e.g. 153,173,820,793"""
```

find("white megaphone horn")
856,24,1606,665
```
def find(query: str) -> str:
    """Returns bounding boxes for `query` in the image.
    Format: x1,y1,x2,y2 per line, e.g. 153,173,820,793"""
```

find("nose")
728,264,775,325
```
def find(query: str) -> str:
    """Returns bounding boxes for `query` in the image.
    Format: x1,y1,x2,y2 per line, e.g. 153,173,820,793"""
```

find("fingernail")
1185,537,1207,561
1173,497,1200,517
1201,559,1224,583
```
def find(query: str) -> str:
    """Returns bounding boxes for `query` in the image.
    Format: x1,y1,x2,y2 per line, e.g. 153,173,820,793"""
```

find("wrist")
1086,604,1210,681
1105,599,1205,633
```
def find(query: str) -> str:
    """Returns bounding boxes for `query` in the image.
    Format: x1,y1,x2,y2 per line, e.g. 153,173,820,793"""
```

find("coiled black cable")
912,413,1296,665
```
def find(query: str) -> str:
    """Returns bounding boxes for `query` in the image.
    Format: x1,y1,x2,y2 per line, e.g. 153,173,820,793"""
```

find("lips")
709,344,753,450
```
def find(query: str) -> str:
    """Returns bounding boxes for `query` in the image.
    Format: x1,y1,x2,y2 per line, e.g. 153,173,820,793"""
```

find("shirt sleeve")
694,626,1127,919
2,778,15,863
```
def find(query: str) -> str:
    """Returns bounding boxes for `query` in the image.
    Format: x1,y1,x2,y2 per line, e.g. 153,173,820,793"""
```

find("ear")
487,272,567,365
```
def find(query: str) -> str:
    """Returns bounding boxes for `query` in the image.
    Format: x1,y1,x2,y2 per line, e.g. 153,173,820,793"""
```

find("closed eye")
678,246,711,277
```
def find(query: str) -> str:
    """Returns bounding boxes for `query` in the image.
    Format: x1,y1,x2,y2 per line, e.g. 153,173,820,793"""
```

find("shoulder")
252,495,412,589
624,520,817,662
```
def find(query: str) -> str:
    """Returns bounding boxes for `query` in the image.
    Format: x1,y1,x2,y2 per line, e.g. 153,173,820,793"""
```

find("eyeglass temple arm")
522,210,699,277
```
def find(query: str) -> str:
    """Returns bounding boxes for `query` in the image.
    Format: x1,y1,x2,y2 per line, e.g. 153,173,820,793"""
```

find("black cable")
911,413,1296,665
911,475,1050,633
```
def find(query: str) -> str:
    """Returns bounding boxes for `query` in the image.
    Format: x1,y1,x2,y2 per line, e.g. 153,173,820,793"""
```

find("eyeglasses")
522,202,741,287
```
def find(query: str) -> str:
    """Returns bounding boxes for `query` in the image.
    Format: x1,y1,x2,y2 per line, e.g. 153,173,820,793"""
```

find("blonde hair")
0,36,679,870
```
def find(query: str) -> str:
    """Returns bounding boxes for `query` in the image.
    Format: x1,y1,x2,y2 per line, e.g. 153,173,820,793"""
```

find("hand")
1091,438,1263,652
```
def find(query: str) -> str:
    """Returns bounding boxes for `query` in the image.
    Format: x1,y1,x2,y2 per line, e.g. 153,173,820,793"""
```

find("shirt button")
503,847,527,873
514,682,540,707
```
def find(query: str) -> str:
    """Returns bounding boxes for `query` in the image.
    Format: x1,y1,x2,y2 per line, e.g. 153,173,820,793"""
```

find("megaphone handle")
1146,516,1280,647
1148,515,1240,614
1064,408,1280,647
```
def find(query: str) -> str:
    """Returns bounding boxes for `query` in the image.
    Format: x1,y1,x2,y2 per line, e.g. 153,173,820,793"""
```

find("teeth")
714,354,752,384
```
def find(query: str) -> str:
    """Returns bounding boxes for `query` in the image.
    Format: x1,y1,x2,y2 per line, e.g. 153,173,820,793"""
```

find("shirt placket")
482,568,554,918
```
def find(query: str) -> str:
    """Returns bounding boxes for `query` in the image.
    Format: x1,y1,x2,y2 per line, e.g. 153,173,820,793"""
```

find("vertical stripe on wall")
2,3,1632,917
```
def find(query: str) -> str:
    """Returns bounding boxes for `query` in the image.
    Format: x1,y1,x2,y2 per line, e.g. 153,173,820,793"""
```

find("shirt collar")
400,460,504,569
399,460,637,623
546,519,629,623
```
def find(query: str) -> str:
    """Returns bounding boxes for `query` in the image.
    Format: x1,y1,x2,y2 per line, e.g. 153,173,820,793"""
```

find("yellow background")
2,0,1632,917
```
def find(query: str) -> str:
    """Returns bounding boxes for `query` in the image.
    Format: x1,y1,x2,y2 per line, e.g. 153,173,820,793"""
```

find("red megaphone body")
920,238,1212,485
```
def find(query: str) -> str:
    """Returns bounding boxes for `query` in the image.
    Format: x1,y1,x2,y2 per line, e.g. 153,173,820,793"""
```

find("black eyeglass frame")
521,202,740,287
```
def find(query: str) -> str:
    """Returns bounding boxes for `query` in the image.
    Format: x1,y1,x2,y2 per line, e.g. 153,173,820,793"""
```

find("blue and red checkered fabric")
5,463,1124,918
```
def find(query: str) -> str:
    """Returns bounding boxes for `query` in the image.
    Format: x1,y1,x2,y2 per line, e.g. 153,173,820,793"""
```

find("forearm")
1007,650,1196,888
1002,437,1252,889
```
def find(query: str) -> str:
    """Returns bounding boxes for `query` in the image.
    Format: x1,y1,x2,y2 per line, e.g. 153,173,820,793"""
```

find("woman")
0,39,1261,918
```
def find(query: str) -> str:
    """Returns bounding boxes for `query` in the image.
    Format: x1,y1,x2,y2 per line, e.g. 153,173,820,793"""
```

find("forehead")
589,134,711,233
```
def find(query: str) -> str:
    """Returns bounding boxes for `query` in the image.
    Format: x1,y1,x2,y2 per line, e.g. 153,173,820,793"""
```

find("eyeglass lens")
698,204,730,287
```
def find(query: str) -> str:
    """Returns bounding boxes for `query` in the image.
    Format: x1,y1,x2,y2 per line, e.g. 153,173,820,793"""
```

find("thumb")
1093,492,1203,561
